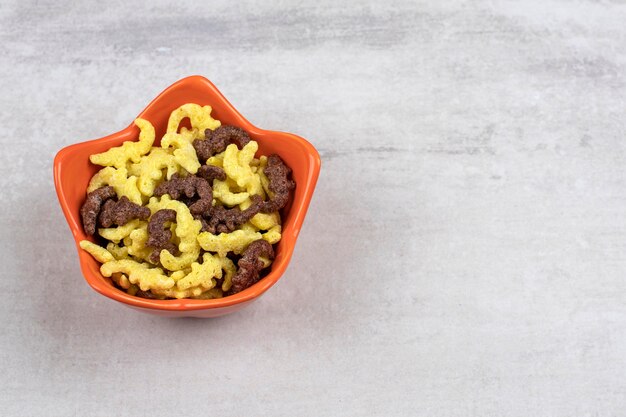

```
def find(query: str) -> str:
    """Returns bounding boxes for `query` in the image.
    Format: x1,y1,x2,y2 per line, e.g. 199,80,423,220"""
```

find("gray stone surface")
1,0,626,415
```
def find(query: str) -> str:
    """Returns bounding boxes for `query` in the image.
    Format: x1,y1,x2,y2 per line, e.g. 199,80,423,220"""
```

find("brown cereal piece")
197,164,227,182
261,154,296,213
154,174,213,215
80,186,117,235
147,209,178,263
135,289,158,299
198,195,263,234
98,196,150,228
192,125,251,162
217,125,251,149
229,239,274,294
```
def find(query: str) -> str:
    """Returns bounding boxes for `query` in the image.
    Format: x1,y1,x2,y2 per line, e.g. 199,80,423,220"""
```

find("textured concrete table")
1,1,625,416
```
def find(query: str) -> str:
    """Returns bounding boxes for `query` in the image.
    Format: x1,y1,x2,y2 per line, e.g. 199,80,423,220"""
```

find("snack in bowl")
79,103,295,300
54,76,320,317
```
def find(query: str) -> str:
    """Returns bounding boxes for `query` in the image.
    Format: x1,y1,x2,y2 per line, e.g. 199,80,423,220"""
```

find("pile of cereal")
79,104,295,299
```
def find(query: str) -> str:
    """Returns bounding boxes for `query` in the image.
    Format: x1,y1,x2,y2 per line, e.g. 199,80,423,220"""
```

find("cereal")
98,196,150,228
110,272,132,290
166,103,221,139
197,195,263,234
262,225,282,244
193,125,251,162
125,222,157,264
151,285,204,299
191,288,224,299
106,242,130,260
197,228,263,257
212,179,250,206
100,259,175,292
207,151,225,168
197,164,226,182
146,209,178,263
79,104,295,299
98,219,146,243
241,197,280,230
127,148,180,196
79,240,114,263
217,256,236,292
80,186,116,235
146,195,202,271
154,174,212,215
161,129,201,174
90,118,155,168
175,253,222,291
88,166,143,205
213,125,251,149
260,154,295,213
229,239,274,294
223,142,264,195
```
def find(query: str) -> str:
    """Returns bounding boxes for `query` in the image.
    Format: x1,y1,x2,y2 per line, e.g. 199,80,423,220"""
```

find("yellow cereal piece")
100,259,175,292
147,195,202,271
126,223,155,264
160,250,198,272
239,222,257,234
259,256,273,269
176,253,222,291
207,151,225,168
219,256,236,292
126,284,139,296
223,142,264,195
262,225,282,244
208,158,224,172
127,147,180,196
192,288,224,299
161,130,200,174
90,118,155,168
79,240,114,263
111,272,131,289
169,270,188,281
248,174,264,196
152,287,203,299
251,212,280,230
213,179,250,206
153,267,200,298
87,166,142,205
106,243,130,260
197,229,262,257
223,142,256,187
258,155,272,197
166,103,221,139
98,219,146,243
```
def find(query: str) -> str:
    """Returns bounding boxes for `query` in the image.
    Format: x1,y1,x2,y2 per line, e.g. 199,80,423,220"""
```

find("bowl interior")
54,76,320,312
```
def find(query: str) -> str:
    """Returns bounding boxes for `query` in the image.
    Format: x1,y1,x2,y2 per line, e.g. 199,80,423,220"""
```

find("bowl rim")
53,75,321,311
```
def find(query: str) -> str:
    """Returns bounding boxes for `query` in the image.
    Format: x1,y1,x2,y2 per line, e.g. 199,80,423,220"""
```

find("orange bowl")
53,76,321,318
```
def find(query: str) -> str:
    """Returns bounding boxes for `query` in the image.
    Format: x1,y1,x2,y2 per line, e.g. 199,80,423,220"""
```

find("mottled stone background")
1,0,625,415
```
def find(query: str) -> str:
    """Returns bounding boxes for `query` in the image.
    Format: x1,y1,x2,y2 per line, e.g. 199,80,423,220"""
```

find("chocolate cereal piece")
80,186,117,235
154,174,213,215
197,164,227,182
192,125,251,162
135,289,158,299
261,154,296,213
229,239,275,294
147,209,178,263
198,195,263,234
98,196,150,228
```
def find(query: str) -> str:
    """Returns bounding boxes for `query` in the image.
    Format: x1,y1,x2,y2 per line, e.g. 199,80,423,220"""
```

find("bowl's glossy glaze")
54,76,321,318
